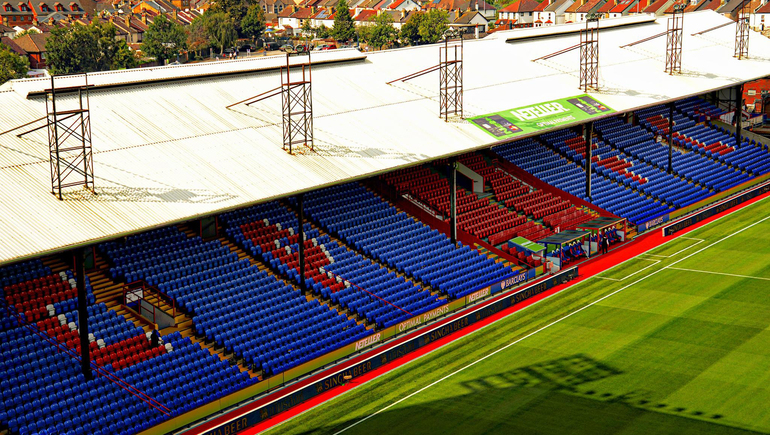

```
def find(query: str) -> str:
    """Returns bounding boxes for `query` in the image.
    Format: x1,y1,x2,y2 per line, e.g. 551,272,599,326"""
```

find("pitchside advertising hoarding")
663,181,770,236
195,268,578,435
469,94,615,139
637,214,670,233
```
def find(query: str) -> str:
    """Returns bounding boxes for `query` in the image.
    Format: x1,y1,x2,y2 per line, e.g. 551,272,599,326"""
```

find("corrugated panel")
0,11,768,266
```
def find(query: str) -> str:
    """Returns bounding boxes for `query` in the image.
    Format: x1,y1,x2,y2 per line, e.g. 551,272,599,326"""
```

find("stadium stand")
378,156,594,248
0,260,254,435
493,101,770,226
493,138,671,225
298,182,519,299
221,201,447,329
380,165,527,241
99,226,372,376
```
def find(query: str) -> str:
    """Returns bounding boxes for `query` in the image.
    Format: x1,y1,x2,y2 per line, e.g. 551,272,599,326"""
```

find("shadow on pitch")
297,354,758,435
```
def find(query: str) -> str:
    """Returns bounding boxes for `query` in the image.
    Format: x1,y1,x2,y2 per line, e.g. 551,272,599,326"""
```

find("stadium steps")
217,214,375,332
473,244,523,272
40,255,69,273
39,254,155,332
220,235,350,320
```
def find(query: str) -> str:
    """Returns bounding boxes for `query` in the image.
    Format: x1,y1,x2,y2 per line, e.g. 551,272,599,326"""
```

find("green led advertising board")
469,94,615,139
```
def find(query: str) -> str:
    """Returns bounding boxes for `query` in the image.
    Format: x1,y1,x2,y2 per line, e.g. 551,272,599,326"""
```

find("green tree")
112,40,139,69
46,22,137,74
217,0,251,33
301,19,313,36
399,11,424,45
205,11,238,54
142,14,188,64
242,4,266,43
187,15,210,57
355,23,371,47
418,9,448,44
366,13,397,50
315,25,330,39
0,44,29,85
331,0,355,42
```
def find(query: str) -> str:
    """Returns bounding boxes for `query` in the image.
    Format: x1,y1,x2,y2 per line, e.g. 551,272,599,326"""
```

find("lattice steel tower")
665,3,685,74
580,15,600,92
735,0,750,59
281,53,313,154
439,35,463,121
46,74,95,200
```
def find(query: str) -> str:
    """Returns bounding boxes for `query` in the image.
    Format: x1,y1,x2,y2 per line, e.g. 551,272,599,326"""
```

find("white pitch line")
595,259,660,281
667,267,770,281
332,212,770,435
641,237,706,259
662,239,705,258
639,253,668,258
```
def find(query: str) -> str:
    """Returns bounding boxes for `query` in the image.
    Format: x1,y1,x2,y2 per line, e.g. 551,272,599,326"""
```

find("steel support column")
668,102,674,174
449,160,457,244
74,251,92,380
584,123,593,201
735,84,743,146
297,193,305,291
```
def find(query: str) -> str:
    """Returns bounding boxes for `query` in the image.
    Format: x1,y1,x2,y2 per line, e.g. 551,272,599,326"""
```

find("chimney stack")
401,8,406,18
173,8,177,20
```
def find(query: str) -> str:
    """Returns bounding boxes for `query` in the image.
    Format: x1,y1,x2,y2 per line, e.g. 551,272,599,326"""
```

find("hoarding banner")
470,94,615,139
664,182,770,236
636,213,670,233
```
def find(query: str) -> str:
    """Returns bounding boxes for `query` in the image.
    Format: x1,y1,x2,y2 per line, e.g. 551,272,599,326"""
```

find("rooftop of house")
500,0,540,13
576,0,607,13
544,0,573,12
0,34,27,54
12,30,48,52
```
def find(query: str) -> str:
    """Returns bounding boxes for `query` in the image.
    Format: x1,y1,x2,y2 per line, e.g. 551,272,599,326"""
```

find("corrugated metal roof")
0,11,769,266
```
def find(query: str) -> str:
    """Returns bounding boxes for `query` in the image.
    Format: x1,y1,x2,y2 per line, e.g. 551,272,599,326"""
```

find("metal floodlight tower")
46,74,96,200
281,52,314,154
227,50,314,154
735,0,750,59
439,30,464,121
386,29,464,122
580,14,600,92
665,3,685,74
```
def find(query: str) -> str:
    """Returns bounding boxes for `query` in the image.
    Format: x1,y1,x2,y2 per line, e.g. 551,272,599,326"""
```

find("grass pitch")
264,197,770,435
